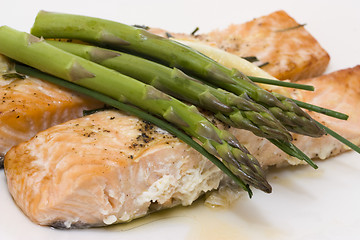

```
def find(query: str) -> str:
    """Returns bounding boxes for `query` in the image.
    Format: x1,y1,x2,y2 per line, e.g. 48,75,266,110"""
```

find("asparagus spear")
47,40,292,142
30,11,325,138
0,26,271,193
44,41,318,168
15,64,254,197
46,40,320,168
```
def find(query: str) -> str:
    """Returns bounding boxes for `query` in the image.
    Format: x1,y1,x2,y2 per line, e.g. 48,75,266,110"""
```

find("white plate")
1,1,360,239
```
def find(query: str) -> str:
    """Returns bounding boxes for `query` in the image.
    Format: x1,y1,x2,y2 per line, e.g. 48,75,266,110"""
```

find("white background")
0,0,360,239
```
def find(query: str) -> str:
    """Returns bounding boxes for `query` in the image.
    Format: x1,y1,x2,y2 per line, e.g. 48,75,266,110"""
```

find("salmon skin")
0,74,103,167
150,10,330,81
4,66,360,228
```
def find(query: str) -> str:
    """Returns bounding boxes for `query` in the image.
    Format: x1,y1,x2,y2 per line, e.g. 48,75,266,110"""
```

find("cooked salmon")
4,110,224,228
230,66,360,167
4,66,360,228
150,10,330,81
0,73,103,167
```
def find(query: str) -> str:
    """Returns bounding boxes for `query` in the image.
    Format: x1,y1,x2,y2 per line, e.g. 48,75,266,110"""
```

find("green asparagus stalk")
46,40,292,142
0,26,271,193
45,40,319,168
46,40,319,168
30,11,325,138
45,42,357,164
15,63,254,197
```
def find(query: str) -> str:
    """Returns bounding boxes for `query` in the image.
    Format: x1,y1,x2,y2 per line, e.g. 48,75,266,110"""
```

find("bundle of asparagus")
0,26,271,193
1,11,358,195
30,11,325,137
44,40,316,167
46,41,292,142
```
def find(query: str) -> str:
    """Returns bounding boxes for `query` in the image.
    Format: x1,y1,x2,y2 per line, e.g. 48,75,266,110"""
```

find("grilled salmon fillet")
0,74,102,166
232,66,360,167
150,10,330,81
5,110,223,228
4,66,360,228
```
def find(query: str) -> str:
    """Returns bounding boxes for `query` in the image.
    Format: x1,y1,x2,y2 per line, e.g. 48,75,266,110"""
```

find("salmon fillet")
0,74,102,166
232,66,360,167
150,10,330,81
4,110,223,228
4,66,360,228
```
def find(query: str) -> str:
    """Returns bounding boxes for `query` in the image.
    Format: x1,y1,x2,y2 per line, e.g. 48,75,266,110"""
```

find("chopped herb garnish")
83,106,112,116
257,62,269,68
2,72,26,80
0,154,4,169
243,56,259,63
165,32,173,38
242,56,268,67
276,23,307,32
132,24,150,30
191,27,199,35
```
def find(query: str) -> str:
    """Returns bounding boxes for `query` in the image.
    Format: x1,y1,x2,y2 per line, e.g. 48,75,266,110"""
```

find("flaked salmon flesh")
4,66,360,228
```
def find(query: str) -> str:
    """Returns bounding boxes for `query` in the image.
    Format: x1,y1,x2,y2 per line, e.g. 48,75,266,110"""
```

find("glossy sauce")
106,163,326,239
106,196,284,240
